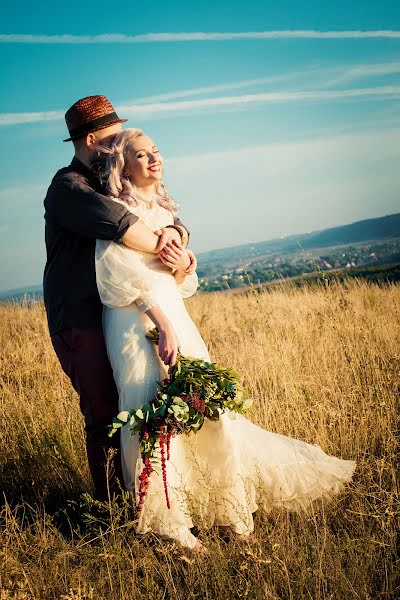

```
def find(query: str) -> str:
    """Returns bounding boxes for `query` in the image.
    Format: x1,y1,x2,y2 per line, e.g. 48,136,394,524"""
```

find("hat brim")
63,118,128,142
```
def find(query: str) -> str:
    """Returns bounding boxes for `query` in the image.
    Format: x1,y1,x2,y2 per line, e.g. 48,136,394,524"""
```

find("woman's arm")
95,240,180,368
145,306,180,370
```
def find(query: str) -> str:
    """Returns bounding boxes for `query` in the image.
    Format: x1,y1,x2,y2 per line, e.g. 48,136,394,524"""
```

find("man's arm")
46,173,190,253
123,222,189,254
122,221,161,253
131,217,190,257
46,175,162,250
47,175,138,241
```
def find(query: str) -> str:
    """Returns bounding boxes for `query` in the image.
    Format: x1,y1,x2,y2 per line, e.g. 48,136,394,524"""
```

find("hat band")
68,112,119,139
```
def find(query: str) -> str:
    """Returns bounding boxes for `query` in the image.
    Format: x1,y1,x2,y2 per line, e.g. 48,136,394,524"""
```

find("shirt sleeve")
95,239,157,312
173,215,190,242
45,174,139,242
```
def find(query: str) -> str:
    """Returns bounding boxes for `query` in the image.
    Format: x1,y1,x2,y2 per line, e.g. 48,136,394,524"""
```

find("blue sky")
1,1,400,291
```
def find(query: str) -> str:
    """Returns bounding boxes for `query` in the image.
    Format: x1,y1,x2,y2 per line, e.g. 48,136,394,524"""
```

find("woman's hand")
145,306,180,371
159,239,191,271
184,249,197,275
158,320,180,372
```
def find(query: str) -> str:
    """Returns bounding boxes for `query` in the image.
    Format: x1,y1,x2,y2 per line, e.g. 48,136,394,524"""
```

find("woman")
95,128,356,554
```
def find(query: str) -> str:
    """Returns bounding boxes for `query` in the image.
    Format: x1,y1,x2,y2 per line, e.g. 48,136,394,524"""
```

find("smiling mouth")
147,165,161,172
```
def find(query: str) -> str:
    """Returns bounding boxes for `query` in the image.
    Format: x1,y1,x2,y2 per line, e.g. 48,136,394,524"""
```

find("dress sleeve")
177,272,199,299
95,240,157,312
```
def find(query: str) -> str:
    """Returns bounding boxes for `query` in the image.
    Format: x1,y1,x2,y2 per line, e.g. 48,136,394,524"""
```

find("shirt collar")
70,156,93,178
70,155,107,194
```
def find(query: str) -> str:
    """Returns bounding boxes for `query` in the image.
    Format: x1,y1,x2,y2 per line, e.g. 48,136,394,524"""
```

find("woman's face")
124,134,163,187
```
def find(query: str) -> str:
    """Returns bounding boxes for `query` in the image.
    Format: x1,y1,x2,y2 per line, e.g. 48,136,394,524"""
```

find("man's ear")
86,132,97,149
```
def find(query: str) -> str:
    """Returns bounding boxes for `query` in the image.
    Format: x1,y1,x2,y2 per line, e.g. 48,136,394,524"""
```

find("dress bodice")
95,198,198,312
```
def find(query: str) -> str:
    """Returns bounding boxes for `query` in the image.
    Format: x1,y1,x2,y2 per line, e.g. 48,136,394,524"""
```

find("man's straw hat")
63,95,127,142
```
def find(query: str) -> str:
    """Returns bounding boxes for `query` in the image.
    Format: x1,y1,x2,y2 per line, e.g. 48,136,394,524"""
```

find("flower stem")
159,426,171,509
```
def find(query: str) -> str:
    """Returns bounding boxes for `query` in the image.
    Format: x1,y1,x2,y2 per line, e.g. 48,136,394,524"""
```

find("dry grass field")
0,279,399,599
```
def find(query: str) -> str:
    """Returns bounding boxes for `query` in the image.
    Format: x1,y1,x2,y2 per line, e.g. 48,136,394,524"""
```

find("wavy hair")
97,128,179,214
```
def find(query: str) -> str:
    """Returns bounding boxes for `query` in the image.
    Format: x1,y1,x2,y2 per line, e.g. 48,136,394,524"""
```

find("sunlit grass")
0,279,398,599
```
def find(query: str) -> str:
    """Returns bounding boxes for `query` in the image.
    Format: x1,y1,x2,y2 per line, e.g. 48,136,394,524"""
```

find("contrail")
1,30,400,44
1,86,400,126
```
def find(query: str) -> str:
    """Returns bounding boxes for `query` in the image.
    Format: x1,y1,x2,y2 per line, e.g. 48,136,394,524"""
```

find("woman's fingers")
160,257,177,268
160,251,179,264
158,334,178,367
170,346,178,368
162,347,176,368
163,243,183,258
186,249,197,273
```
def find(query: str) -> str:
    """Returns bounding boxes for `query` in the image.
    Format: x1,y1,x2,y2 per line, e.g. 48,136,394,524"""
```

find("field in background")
0,280,399,599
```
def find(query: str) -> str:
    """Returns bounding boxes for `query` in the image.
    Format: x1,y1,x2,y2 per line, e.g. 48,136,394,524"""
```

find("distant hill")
197,212,400,267
0,283,43,302
1,212,399,301
298,212,400,248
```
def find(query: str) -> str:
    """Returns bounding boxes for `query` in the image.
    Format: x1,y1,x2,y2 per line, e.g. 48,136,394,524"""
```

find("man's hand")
154,228,182,253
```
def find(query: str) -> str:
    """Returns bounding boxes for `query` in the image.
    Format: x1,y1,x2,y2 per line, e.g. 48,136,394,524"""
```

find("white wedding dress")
95,198,356,550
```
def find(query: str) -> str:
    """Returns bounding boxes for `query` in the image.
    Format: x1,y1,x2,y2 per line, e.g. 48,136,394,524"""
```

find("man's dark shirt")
43,157,186,335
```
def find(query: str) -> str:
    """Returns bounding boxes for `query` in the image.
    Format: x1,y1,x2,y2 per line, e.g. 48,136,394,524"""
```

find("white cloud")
132,73,308,104
119,86,400,119
2,55,400,127
164,127,400,252
2,85,400,127
1,30,400,44
0,111,63,126
322,61,400,88
0,184,46,219
134,61,400,104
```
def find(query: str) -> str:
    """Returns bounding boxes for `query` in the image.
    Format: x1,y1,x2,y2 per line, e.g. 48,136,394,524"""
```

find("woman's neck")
133,183,157,202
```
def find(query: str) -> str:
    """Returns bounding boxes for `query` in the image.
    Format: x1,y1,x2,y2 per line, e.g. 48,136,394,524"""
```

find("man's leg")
51,327,125,501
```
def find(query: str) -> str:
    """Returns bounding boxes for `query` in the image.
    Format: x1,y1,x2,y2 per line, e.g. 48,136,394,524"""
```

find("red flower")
191,392,206,414
159,426,171,509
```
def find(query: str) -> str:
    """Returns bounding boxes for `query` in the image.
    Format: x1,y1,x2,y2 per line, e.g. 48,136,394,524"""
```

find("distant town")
1,212,400,301
197,238,400,291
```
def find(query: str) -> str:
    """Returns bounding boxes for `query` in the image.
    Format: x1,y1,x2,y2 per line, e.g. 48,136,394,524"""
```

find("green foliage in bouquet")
108,328,253,514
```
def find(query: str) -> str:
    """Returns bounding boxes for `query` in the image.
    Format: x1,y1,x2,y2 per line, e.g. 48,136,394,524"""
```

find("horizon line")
0,209,398,295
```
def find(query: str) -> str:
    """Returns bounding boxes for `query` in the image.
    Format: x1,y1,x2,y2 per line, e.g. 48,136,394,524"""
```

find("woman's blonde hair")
98,128,179,214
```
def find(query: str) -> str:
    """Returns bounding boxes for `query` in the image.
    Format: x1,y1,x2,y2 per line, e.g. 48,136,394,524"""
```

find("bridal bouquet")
108,328,253,516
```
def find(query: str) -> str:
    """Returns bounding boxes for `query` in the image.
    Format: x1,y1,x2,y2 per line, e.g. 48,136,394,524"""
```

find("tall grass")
0,279,399,599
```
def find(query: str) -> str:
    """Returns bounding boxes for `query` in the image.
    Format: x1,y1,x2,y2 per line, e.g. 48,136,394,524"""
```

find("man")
43,95,195,501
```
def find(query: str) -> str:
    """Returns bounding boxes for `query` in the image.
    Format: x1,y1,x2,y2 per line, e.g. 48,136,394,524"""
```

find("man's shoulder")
45,159,98,206
50,162,89,188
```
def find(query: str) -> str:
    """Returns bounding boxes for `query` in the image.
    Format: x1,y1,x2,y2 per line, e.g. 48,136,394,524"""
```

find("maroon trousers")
51,327,125,501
